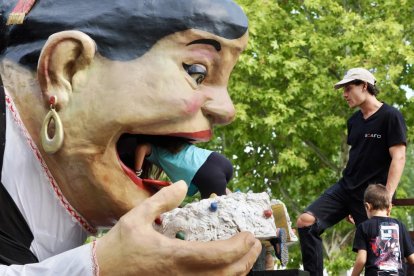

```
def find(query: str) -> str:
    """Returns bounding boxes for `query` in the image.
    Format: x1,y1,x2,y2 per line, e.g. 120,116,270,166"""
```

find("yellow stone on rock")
209,193,217,198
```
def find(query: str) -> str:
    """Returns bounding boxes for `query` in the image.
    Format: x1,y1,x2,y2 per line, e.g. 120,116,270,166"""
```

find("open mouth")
116,134,196,193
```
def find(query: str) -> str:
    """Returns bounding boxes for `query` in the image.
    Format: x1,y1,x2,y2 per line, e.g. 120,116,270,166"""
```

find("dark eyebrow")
187,39,221,51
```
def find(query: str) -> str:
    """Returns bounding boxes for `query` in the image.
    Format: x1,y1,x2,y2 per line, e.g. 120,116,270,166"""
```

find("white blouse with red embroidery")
0,89,98,275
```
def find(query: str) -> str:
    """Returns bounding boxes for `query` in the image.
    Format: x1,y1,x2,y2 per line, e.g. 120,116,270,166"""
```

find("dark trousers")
192,152,233,199
298,182,368,275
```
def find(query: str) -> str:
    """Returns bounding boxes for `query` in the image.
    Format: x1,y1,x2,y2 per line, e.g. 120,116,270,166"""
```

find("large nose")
201,86,236,125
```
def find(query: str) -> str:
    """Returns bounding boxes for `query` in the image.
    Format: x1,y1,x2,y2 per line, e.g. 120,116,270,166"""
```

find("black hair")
346,79,379,96
0,0,248,70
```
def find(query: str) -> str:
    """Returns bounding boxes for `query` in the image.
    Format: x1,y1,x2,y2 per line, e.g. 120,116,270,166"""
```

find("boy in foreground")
352,184,414,275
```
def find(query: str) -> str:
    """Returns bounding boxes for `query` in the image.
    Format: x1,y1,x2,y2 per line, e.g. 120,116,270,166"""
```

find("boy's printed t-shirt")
353,216,414,276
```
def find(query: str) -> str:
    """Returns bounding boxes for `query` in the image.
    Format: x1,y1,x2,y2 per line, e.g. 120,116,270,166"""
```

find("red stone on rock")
154,217,162,225
263,209,272,218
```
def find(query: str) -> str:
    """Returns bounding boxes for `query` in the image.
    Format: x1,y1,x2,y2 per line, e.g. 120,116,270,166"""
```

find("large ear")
37,30,96,109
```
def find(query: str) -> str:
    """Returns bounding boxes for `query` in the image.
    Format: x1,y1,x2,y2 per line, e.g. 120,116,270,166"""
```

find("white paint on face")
54,29,248,223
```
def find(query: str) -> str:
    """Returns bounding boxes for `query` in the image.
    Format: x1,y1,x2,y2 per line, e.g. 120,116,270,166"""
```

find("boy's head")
364,184,391,218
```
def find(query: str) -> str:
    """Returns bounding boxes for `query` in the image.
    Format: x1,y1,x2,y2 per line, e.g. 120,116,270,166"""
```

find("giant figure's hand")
96,181,262,275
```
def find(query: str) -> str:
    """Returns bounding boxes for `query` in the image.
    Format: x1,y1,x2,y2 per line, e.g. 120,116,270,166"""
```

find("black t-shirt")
353,216,414,276
341,103,407,190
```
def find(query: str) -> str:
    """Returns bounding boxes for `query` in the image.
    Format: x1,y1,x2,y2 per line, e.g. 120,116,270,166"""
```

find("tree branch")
303,139,339,171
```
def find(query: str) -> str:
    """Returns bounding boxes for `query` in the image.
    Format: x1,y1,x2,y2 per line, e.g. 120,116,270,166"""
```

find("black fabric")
342,103,407,190
302,183,369,275
0,85,38,265
305,182,368,229
353,216,414,276
192,151,233,199
0,85,5,172
2,0,248,70
298,225,324,276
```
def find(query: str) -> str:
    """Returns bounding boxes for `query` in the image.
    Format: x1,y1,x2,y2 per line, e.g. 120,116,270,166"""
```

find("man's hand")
345,215,355,225
96,181,262,275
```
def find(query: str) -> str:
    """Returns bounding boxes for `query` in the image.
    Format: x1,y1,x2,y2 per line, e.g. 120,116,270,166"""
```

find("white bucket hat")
334,68,376,89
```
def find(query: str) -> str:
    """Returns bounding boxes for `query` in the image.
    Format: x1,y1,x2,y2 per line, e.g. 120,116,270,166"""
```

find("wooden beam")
392,198,414,206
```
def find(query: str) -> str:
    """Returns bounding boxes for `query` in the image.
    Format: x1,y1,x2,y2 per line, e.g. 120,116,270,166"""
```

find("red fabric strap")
6,0,36,25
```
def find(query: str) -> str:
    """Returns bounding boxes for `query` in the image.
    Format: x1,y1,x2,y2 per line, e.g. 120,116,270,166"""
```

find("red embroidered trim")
5,92,97,234
92,240,100,276
6,0,36,25
11,0,36,14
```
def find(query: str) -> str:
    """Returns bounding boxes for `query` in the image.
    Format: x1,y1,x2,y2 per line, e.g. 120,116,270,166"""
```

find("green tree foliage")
205,0,414,273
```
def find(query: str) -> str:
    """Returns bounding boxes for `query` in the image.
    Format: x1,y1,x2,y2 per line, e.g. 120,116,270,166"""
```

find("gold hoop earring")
41,96,64,154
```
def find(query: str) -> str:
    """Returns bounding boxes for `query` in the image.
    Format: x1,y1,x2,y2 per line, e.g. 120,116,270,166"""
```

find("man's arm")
386,144,406,197
351,249,367,276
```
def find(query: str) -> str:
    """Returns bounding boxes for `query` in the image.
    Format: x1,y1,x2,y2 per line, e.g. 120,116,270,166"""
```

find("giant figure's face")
58,29,247,224
0,0,248,227
88,30,246,138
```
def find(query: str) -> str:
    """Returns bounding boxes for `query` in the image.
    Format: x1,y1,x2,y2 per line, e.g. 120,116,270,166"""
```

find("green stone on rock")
176,231,186,240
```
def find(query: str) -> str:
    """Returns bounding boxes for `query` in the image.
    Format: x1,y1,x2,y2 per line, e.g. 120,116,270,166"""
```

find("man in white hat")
296,68,407,275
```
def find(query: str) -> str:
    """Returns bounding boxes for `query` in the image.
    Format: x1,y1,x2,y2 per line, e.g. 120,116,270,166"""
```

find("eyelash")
183,63,207,85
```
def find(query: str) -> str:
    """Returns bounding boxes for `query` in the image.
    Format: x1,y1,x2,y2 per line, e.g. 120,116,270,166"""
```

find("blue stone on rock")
210,202,218,212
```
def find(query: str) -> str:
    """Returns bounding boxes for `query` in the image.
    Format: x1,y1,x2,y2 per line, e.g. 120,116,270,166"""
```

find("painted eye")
183,63,207,85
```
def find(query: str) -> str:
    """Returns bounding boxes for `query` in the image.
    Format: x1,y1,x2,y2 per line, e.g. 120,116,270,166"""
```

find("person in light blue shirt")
134,137,289,267
135,139,233,198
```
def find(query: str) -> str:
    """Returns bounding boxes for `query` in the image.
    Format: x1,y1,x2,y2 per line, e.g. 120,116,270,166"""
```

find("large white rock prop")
154,192,277,241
